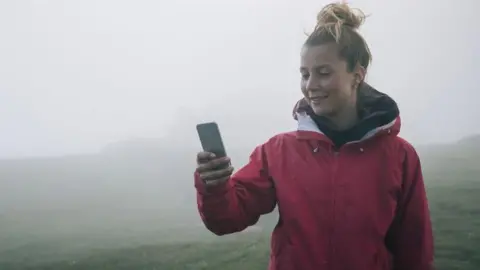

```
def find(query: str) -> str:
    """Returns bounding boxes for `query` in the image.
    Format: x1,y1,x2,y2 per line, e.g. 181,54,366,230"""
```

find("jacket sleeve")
386,143,435,270
194,144,277,235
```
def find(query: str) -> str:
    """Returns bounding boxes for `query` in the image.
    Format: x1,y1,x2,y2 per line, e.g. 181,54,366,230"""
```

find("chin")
311,106,332,117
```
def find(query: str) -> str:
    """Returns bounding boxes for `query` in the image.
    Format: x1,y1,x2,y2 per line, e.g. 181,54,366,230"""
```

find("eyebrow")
299,64,331,71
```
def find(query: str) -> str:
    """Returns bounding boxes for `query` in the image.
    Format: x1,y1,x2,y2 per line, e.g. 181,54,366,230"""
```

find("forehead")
300,43,342,69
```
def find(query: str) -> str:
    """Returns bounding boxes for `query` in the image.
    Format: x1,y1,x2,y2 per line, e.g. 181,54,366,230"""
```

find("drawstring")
308,140,321,154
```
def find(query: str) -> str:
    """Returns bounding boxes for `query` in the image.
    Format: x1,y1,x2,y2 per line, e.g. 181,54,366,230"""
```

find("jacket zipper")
329,147,340,268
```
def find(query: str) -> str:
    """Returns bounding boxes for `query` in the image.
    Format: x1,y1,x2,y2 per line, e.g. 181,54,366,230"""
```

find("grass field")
0,140,479,269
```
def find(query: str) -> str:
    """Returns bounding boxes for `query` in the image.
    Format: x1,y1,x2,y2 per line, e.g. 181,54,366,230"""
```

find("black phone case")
196,122,227,158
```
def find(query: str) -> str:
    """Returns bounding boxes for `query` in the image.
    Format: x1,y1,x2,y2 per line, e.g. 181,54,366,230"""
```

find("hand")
196,152,234,186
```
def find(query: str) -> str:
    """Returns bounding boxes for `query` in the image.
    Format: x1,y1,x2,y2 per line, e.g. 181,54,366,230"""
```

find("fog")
0,0,478,159
0,1,479,269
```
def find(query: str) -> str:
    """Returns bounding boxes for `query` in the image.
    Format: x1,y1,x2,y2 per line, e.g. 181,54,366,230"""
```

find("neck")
327,104,359,131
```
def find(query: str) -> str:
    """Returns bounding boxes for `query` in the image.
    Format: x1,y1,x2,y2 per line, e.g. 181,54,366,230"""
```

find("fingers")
197,151,215,164
197,156,231,173
196,152,233,186
199,166,234,182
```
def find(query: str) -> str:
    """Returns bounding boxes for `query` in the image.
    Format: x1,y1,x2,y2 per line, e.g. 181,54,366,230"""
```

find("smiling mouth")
309,95,329,103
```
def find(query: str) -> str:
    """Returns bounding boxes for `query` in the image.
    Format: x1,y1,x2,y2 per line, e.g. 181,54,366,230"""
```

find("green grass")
427,182,480,269
2,179,479,270
1,145,479,269
38,235,271,270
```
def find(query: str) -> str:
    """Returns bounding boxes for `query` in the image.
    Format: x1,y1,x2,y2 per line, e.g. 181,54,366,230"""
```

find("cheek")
329,75,352,95
300,81,307,96
316,72,343,91
323,78,342,97
319,77,335,89
327,84,350,106
331,87,348,102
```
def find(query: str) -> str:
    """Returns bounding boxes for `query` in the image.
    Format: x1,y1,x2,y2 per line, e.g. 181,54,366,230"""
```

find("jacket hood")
293,82,401,143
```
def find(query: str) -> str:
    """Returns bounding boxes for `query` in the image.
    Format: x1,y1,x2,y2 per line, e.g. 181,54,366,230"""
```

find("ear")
352,65,366,89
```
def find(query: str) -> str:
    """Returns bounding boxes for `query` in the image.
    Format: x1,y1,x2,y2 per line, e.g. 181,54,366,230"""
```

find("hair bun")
316,2,366,30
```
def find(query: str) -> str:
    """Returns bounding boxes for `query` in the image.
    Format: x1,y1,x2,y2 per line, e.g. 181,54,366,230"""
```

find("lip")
309,95,329,103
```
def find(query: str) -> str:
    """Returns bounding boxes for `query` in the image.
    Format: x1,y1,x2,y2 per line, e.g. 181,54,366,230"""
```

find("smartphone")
196,122,227,158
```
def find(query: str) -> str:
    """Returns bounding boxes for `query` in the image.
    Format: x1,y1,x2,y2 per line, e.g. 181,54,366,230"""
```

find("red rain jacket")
195,85,434,270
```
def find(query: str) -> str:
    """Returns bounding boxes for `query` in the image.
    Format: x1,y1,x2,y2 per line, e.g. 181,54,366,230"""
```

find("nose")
305,75,320,92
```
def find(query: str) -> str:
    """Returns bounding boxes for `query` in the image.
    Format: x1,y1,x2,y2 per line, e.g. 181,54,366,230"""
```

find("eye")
317,69,331,76
301,73,309,80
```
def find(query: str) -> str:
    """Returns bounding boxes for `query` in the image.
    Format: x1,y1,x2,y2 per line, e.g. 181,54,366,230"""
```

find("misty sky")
1,0,479,159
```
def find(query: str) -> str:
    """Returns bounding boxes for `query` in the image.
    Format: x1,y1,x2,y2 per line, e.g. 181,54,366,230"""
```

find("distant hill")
0,135,256,227
418,134,480,155
1,134,478,227
416,134,480,181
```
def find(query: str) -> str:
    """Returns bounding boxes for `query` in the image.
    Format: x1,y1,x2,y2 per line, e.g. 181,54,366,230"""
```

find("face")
300,43,365,117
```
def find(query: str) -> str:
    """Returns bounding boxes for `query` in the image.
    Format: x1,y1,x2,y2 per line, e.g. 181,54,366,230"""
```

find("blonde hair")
305,2,371,72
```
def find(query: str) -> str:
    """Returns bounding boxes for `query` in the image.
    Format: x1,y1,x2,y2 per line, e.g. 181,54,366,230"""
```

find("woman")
194,2,434,270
